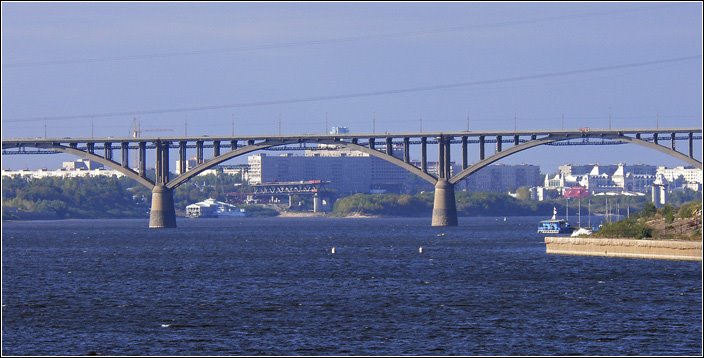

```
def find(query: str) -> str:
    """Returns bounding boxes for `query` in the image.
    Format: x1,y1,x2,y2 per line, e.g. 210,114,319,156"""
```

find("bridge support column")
479,136,485,160
149,185,177,228
403,137,410,163
461,136,468,169
313,193,320,213
431,179,458,227
421,137,428,173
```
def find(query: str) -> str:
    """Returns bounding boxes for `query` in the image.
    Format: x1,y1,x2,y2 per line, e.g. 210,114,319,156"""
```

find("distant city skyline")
2,1,702,172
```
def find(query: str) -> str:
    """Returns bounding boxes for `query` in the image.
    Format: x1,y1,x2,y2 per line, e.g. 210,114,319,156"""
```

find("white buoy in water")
331,247,336,254
419,246,423,253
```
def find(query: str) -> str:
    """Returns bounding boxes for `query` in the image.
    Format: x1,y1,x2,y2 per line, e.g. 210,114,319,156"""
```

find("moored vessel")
538,207,574,234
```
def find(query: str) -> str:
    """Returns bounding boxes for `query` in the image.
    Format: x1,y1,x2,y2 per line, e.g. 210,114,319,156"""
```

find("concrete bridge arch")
3,127,701,228
449,133,702,185
16,143,155,188
166,138,437,190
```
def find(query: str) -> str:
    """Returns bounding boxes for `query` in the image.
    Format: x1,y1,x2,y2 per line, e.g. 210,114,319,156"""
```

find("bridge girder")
3,129,702,190
4,129,701,190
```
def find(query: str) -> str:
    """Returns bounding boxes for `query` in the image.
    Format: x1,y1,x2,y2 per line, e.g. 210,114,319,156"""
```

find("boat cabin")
538,219,574,234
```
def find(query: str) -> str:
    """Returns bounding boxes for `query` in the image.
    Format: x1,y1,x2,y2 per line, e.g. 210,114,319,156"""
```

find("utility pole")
231,114,235,136
606,196,609,223
588,198,591,228
419,114,423,133
372,112,376,134
609,110,612,130
466,113,470,131
578,198,581,228
656,112,660,129
561,113,564,130
44,119,47,139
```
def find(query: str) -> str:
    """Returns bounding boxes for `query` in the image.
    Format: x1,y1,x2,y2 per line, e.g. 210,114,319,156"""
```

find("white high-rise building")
656,166,702,192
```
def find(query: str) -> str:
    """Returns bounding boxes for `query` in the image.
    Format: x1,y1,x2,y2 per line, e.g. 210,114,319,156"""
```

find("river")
2,217,701,355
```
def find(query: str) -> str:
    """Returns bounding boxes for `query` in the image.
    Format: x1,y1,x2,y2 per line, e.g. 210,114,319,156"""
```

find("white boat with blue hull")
538,207,574,235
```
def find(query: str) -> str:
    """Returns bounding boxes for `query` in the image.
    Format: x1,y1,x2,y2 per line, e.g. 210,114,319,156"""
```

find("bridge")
3,127,702,228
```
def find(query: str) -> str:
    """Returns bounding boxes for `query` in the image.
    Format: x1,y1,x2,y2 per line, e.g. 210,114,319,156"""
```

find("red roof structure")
563,186,590,199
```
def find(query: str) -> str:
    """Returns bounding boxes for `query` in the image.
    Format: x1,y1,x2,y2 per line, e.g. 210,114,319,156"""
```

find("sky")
1,1,702,174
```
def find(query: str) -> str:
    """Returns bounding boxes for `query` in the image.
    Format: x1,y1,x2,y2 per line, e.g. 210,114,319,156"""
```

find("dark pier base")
149,185,177,228
431,179,458,227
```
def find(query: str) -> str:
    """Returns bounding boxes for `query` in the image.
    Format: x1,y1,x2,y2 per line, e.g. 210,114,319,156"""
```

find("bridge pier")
431,179,458,227
149,185,177,228
313,193,320,213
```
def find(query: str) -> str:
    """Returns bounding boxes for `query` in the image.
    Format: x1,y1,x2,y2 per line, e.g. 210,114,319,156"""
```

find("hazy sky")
1,1,702,173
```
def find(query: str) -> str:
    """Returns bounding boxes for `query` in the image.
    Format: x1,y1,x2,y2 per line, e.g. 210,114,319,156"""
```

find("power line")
4,55,700,123
3,4,680,68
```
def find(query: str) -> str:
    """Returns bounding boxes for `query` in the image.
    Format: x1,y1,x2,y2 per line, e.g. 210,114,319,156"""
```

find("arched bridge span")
3,127,701,228
449,132,702,185
166,138,437,190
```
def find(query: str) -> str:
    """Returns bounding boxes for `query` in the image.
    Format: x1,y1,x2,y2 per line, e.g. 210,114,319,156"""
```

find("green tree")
639,202,657,218
661,205,675,224
514,186,532,201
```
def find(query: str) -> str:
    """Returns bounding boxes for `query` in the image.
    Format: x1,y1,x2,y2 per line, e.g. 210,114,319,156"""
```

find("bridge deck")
2,127,701,145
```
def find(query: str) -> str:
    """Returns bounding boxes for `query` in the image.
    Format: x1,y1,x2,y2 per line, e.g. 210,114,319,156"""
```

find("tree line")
2,174,701,220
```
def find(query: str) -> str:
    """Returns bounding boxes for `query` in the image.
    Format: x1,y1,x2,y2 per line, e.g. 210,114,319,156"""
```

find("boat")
186,199,218,218
538,207,574,235
538,219,574,234
186,198,246,218
216,205,246,217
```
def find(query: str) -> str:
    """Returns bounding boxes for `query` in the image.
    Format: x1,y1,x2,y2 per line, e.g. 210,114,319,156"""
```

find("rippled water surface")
2,217,702,355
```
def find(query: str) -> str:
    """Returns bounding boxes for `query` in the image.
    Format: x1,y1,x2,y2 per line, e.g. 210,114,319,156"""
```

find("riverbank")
545,236,702,261
277,211,327,218
273,211,381,218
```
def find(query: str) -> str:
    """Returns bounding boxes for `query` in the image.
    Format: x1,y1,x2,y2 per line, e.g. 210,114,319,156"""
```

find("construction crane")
130,118,174,138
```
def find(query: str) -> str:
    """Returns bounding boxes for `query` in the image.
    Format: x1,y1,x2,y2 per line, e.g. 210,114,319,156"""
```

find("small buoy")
331,247,336,254
419,246,423,253
436,233,445,237
503,217,507,221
